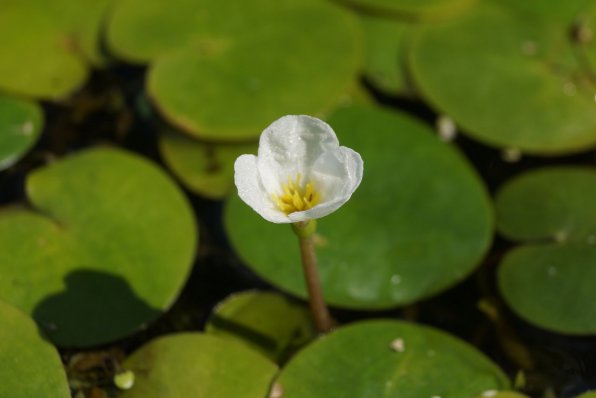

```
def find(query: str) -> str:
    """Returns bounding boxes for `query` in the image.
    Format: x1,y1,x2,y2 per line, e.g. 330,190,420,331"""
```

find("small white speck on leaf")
390,338,405,352
501,147,521,163
554,230,568,243
482,390,498,397
436,115,457,142
21,121,34,136
269,382,283,398
391,274,401,285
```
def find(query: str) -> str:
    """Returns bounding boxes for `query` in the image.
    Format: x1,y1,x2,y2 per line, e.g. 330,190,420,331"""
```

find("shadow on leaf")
34,269,161,347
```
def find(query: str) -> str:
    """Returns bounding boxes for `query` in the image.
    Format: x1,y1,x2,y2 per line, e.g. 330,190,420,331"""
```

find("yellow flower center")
271,173,320,214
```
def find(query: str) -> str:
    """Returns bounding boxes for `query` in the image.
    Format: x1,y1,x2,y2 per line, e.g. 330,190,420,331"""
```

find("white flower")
234,115,363,224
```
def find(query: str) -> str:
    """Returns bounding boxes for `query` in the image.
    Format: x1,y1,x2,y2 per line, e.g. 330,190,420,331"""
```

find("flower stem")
293,221,333,334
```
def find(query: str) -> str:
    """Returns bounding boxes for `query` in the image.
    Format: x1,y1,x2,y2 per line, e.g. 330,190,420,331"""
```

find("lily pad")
409,2,596,155
225,105,492,309
205,290,315,362
577,392,596,398
46,0,115,66
361,15,411,96
107,0,362,141
0,147,197,346
275,320,509,397
495,167,596,334
159,130,256,199
335,0,475,20
120,333,278,398
0,300,70,398
0,95,43,170
494,0,592,23
473,392,530,398
0,1,89,99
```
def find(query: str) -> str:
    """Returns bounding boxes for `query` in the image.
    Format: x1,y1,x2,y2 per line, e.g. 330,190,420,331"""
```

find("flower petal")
288,147,363,222
234,154,291,223
257,115,339,194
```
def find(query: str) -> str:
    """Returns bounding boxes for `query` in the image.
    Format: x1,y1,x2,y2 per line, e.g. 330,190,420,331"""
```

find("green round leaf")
159,131,256,199
335,0,475,20
107,0,362,141
577,391,596,398
473,392,530,398
0,95,43,169
0,147,197,346
225,105,492,309
46,0,115,66
0,1,88,99
499,244,596,335
121,333,278,398
495,167,596,334
275,320,509,397
106,0,206,63
0,300,70,398
496,167,596,242
494,0,592,24
361,15,411,96
409,3,596,155
205,290,315,362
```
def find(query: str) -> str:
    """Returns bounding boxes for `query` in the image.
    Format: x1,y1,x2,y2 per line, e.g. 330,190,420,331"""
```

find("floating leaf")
0,300,70,398
0,147,197,346
107,0,362,141
159,130,256,199
120,333,278,398
473,392,530,398
409,2,596,154
0,95,43,170
495,167,596,334
0,1,89,99
47,0,115,66
225,105,492,309
361,15,411,96
577,391,596,398
335,0,475,20
275,320,509,397
494,0,592,24
205,290,315,362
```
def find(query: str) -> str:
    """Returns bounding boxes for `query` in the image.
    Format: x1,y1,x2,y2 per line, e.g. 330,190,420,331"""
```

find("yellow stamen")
271,173,320,214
